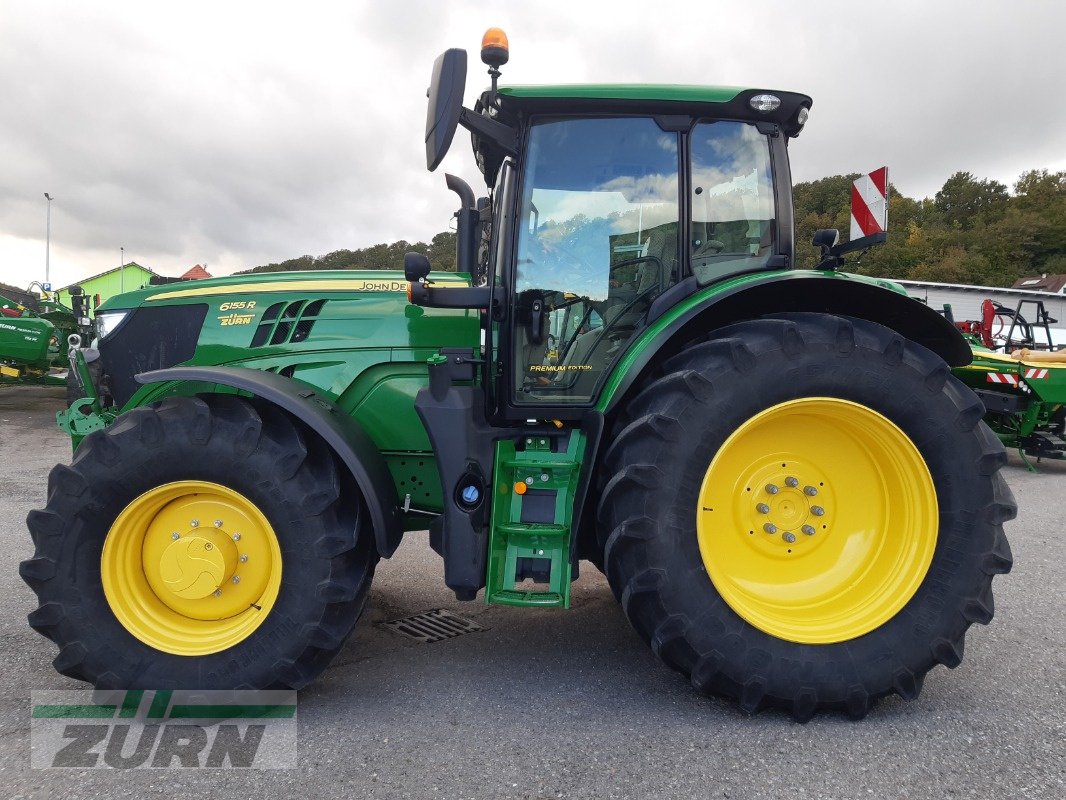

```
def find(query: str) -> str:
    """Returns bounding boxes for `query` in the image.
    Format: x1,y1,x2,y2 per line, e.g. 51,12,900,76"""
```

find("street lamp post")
44,193,53,289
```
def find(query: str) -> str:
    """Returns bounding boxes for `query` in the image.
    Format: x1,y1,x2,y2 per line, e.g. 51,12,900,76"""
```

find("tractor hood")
97,270,470,312
92,270,480,409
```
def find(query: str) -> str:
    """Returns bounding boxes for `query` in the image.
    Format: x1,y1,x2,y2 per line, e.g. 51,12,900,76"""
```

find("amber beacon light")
481,28,509,67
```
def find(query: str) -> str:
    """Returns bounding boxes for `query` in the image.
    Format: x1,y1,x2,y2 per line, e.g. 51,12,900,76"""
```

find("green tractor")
22,31,1014,720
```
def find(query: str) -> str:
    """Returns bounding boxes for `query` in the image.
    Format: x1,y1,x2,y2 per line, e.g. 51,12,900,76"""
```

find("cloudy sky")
2,0,1063,291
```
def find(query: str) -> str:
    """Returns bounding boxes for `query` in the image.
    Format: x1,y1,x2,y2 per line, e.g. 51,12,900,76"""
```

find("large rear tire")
21,395,377,689
597,314,1015,720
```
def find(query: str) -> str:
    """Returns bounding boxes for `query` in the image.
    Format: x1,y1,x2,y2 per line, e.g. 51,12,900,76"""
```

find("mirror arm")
830,231,887,257
458,108,519,155
410,283,506,310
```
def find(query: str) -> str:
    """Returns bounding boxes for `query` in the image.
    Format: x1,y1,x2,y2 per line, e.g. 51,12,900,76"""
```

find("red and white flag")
850,167,889,241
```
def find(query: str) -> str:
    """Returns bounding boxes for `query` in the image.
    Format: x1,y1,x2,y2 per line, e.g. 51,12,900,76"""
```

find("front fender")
597,270,971,414
136,366,403,557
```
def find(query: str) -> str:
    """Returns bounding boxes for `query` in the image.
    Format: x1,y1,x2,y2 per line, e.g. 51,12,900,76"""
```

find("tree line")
238,231,457,275
794,168,1065,286
241,168,1064,289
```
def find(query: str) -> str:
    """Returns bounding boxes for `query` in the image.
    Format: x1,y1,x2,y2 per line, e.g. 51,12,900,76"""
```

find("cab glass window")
512,117,680,405
689,121,776,284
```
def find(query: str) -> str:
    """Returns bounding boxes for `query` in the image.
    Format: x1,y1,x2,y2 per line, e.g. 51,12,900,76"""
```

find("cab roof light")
749,93,781,113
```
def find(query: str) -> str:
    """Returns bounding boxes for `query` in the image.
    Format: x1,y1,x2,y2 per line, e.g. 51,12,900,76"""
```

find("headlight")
95,310,131,341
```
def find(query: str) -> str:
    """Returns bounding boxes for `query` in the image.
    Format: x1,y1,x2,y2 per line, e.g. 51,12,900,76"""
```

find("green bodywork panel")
0,315,54,369
596,269,909,411
954,348,1066,404
499,84,744,104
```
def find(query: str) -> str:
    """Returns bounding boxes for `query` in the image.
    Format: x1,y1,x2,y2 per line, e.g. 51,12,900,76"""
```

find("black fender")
136,366,403,557
602,273,972,415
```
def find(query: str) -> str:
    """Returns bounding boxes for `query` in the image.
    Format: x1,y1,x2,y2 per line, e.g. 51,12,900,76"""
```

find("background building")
55,262,156,309
180,264,212,280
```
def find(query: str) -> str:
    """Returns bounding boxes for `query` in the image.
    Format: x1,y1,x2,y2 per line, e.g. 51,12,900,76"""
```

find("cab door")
504,116,682,416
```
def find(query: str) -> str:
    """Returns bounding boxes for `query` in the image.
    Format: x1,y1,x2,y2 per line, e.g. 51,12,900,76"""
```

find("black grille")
100,304,208,407
250,299,327,347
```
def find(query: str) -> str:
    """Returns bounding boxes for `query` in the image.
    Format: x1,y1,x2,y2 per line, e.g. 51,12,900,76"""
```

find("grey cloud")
2,0,1063,290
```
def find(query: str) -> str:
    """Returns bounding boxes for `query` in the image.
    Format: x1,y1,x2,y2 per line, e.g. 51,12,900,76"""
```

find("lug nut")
811,506,825,517
232,533,241,542
756,503,770,514
765,484,779,495
214,519,223,528
784,476,799,488
171,532,180,541
802,525,816,536
204,542,212,550
232,576,240,585
190,519,200,528
804,486,818,496
213,589,222,597
783,532,796,543
240,554,249,563
763,523,778,534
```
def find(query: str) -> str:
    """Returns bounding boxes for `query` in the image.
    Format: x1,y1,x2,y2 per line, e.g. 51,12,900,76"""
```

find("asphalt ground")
0,385,1062,799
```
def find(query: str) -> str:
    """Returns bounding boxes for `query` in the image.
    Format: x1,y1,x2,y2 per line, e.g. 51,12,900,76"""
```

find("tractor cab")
413,30,811,423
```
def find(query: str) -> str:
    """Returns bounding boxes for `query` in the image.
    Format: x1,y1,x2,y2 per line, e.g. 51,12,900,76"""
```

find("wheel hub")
157,532,237,600
748,468,830,549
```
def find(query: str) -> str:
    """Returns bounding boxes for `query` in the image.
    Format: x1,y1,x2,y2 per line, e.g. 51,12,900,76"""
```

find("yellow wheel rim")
697,398,937,644
101,481,283,656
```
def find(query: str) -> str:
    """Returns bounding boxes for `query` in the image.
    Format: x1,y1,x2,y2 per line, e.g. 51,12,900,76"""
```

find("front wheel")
597,314,1015,720
22,395,377,689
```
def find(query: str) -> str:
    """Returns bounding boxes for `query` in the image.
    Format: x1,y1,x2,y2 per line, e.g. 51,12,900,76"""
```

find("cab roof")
490,84,812,138
498,84,746,104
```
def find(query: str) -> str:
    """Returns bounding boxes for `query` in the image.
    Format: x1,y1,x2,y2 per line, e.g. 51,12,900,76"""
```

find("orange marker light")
407,282,414,303
481,27,509,67
514,481,527,495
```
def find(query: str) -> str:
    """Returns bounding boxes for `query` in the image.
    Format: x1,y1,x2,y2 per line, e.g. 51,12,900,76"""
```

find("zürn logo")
30,689,297,769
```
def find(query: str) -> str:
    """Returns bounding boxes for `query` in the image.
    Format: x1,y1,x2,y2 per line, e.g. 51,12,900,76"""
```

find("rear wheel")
597,314,1015,720
22,395,377,689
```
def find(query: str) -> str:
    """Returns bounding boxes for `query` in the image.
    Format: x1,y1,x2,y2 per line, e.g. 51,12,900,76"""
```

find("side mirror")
812,229,840,256
425,49,467,172
404,252,432,283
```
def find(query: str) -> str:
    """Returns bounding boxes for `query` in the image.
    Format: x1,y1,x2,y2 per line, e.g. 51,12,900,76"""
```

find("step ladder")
485,431,586,608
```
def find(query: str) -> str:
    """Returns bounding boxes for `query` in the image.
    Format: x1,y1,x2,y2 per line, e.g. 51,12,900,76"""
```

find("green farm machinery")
22,30,1014,720
948,298,1066,469
0,288,91,386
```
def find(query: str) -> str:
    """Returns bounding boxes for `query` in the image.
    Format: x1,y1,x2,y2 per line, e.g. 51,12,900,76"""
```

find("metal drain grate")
380,609,486,644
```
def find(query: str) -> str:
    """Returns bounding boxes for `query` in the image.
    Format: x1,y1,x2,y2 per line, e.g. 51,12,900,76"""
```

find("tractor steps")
485,431,586,608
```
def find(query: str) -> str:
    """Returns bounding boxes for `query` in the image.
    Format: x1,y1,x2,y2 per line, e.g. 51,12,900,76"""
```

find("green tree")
933,171,1008,229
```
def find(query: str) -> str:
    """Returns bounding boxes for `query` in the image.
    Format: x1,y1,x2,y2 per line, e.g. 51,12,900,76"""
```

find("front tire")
22,395,377,689
597,314,1015,720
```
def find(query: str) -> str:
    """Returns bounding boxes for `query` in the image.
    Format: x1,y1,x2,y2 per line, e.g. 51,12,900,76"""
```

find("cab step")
486,431,586,608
